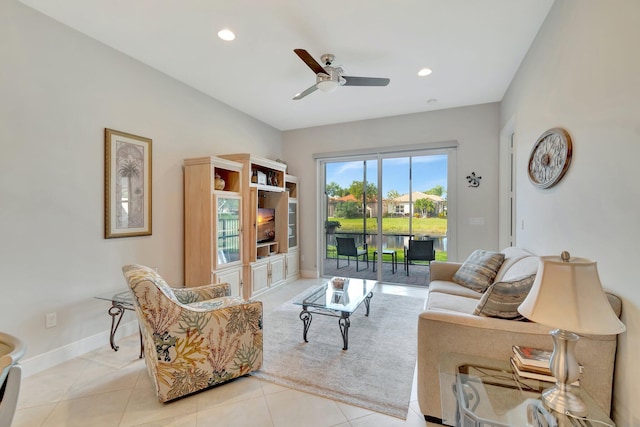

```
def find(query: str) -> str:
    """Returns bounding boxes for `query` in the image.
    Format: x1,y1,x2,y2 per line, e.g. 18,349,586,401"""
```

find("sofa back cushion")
452,250,505,293
473,274,536,320
500,256,540,282
495,247,536,282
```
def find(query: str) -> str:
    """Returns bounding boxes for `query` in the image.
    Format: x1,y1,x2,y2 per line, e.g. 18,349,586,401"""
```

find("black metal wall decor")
466,172,481,188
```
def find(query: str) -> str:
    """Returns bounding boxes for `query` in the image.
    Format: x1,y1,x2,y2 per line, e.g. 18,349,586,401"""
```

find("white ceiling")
20,0,554,131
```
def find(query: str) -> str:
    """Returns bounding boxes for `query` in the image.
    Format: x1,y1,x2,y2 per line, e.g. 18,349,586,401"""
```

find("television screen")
257,208,276,243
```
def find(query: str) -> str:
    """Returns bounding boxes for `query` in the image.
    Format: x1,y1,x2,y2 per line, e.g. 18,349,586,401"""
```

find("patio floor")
322,256,431,286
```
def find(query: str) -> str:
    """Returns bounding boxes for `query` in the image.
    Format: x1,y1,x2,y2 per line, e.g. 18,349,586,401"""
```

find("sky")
325,154,448,198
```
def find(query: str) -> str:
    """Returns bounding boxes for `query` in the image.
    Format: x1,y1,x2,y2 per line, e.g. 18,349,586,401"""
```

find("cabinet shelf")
256,241,279,259
250,183,285,192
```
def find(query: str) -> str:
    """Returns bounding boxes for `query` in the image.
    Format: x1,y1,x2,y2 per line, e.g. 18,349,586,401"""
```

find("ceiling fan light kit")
292,49,390,100
317,79,339,93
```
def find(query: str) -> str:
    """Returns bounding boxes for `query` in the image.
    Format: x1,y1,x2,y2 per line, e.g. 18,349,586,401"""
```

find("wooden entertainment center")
183,154,299,298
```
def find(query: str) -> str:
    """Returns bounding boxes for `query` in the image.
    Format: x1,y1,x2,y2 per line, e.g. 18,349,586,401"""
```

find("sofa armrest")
173,283,231,303
417,310,617,421
428,261,463,282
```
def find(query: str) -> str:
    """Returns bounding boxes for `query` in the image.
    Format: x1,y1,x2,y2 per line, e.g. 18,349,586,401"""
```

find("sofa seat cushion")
473,274,536,320
452,250,505,293
426,291,479,315
428,281,484,300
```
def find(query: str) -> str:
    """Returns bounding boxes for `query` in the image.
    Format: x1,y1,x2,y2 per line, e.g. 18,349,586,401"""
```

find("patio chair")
335,237,369,271
404,239,435,276
122,264,263,402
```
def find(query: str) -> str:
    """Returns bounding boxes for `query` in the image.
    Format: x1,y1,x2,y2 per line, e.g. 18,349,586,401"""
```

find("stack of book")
510,345,581,385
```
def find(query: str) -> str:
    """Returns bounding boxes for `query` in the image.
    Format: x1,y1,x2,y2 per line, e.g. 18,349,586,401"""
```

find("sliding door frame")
315,141,458,279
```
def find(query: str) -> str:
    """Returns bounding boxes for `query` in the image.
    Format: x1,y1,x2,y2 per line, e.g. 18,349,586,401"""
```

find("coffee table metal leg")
364,292,373,316
300,309,312,343
339,314,351,350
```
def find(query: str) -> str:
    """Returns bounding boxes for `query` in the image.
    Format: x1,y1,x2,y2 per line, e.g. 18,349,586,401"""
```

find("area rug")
253,290,426,419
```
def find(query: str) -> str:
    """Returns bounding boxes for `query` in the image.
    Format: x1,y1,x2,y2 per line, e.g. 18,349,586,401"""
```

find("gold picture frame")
104,128,152,238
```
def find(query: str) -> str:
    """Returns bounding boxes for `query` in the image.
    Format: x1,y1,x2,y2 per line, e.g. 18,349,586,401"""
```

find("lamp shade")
518,254,625,335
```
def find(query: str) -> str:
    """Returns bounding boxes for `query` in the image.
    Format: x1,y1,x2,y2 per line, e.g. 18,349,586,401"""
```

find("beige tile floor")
13,278,440,427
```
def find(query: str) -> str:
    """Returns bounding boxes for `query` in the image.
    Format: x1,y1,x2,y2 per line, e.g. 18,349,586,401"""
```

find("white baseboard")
20,321,139,378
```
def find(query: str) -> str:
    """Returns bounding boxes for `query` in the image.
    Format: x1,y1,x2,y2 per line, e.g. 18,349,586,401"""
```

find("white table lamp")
518,251,625,417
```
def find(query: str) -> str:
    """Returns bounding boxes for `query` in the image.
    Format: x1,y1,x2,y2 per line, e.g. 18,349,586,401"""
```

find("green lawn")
328,216,447,236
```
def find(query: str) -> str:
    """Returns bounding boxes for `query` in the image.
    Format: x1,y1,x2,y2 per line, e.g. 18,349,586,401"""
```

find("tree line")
326,181,446,218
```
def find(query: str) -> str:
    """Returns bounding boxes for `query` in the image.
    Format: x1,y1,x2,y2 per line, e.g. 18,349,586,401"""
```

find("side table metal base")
107,301,143,359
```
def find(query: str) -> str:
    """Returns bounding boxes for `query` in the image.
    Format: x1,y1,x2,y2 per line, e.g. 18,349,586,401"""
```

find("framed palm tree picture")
104,128,152,238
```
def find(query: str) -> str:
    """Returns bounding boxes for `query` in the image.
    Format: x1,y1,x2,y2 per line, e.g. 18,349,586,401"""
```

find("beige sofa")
417,247,622,422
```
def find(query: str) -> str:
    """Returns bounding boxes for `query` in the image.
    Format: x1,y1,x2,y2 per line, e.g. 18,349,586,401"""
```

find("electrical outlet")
46,312,57,328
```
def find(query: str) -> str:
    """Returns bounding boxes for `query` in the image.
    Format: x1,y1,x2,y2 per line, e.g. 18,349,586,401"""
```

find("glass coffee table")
293,277,377,350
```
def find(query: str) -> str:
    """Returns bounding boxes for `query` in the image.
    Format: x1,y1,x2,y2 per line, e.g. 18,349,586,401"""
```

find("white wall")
501,0,640,425
0,1,282,367
283,103,501,274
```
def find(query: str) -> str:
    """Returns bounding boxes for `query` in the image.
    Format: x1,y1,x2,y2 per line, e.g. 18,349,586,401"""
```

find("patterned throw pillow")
452,250,506,292
473,274,536,320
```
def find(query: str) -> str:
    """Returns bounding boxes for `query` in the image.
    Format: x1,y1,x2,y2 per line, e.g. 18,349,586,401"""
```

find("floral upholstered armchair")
122,264,263,402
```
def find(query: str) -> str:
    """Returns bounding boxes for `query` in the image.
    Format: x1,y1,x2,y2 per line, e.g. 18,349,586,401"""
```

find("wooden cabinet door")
213,267,242,297
270,255,286,287
251,261,269,294
286,250,299,280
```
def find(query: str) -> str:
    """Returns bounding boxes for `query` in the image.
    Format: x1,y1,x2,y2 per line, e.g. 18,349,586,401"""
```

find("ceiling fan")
292,49,390,100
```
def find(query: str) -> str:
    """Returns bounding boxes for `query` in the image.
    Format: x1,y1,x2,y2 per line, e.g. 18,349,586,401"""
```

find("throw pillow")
473,274,536,320
452,250,506,292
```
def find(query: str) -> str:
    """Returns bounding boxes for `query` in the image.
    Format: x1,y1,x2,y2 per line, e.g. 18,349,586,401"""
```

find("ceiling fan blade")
293,84,318,100
342,76,390,87
294,49,326,75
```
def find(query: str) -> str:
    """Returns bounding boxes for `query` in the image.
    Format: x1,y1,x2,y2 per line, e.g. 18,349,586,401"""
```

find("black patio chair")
404,239,435,276
335,237,369,271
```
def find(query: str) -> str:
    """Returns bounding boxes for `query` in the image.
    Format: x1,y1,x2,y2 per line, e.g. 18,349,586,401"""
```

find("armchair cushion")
186,296,246,311
173,283,231,304
452,250,505,293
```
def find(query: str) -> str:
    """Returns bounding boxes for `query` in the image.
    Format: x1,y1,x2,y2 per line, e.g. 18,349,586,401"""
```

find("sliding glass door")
321,150,450,284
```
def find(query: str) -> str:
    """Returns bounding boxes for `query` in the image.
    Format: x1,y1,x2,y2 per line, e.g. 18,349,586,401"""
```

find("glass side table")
94,290,143,358
439,353,614,427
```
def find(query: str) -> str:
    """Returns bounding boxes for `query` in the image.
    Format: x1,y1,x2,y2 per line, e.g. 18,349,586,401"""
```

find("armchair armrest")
173,283,231,304
428,261,463,282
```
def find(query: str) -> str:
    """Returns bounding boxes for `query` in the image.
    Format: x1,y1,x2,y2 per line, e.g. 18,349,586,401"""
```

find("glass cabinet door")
216,195,242,266
288,201,297,249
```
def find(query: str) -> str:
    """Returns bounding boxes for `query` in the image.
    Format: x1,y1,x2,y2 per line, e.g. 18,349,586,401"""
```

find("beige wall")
501,1,640,424
283,102,502,275
1,1,282,364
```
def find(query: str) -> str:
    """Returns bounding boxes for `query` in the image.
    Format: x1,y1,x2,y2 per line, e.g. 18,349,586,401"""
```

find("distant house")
390,191,446,217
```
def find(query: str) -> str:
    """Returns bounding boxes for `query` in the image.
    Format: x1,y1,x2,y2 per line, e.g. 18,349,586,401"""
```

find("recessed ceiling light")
418,68,433,77
217,29,235,41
